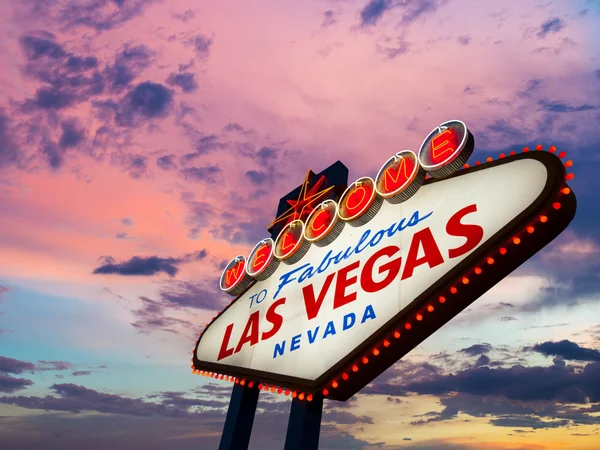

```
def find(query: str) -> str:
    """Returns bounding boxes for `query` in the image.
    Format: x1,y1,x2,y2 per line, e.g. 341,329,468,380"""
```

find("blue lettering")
361,304,376,323
369,229,385,247
323,321,337,339
249,293,257,308
273,341,286,358
316,250,334,274
273,264,309,299
307,327,320,344
343,313,356,330
298,266,314,283
354,230,371,254
255,289,267,304
291,334,301,351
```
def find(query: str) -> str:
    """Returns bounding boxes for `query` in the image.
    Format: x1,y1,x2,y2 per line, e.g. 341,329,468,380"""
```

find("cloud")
59,118,85,148
130,297,194,334
0,375,34,393
187,33,214,59
0,111,20,167
37,361,73,371
0,383,200,417
172,9,195,23
538,100,595,113
71,371,92,376
180,166,222,183
159,280,228,311
245,170,273,185
0,356,36,374
166,72,198,93
16,0,158,33
121,217,134,226
359,0,393,27
115,82,174,127
532,340,600,362
92,250,208,277
156,154,177,170
457,34,471,45
537,17,565,38
322,10,337,28
458,343,492,356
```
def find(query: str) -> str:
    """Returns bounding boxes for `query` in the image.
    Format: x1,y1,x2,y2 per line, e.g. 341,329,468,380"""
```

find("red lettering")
261,298,286,340
217,323,235,361
333,261,360,309
446,204,484,259
346,186,367,212
311,209,330,233
431,128,458,162
253,244,269,269
401,228,444,280
234,311,259,353
361,246,402,293
282,231,297,252
384,158,413,193
225,261,244,286
302,273,335,320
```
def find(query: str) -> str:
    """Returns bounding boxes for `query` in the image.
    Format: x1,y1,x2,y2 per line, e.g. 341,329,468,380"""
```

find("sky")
0,0,599,448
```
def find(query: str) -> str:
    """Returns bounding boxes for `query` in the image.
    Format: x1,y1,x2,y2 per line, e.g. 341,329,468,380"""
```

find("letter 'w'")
226,264,241,285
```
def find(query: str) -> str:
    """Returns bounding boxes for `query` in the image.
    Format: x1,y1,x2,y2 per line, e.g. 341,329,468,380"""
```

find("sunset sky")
1,0,599,449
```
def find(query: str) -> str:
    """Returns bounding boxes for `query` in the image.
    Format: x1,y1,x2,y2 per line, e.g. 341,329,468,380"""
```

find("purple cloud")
92,250,206,277
0,374,34,393
0,356,36,374
538,17,565,38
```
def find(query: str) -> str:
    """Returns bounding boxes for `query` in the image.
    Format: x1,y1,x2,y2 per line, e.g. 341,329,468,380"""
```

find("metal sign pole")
284,394,324,450
219,383,260,450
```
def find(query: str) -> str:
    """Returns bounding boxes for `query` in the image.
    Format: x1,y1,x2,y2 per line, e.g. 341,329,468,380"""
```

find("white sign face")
196,158,549,381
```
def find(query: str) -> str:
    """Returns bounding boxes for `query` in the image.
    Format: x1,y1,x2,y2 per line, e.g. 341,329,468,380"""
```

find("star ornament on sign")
268,170,335,231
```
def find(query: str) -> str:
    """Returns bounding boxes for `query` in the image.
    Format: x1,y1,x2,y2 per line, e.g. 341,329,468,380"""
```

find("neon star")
268,170,335,229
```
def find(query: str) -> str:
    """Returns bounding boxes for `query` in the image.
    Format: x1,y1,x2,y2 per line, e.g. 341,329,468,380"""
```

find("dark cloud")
92,250,208,277
37,361,72,371
595,69,600,80
474,355,490,367
457,34,471,45
322,9,336,28
116,232,130,239
377,38,410,59
121,217,134,226
19,33,66,60
532,340,600,362
245,170,273,185
71,371,92,376
156,154,177,170
0,375,34,393
159,279,227,311
359,0,393,27
172,9,195,22
458,343,492,356
323,410,374,425
180,165,221,183
188,33,214,59
538,100,595,113
166,72,198,93
397,0,445,26
59,118,85,148
491,416,569,429
0,111,20,167
519,78,543,98
130,296,194,334
538,17,565,38
0,383,198,417
0,356,36,374
500,316,518,322
17,0,158,33
115,82,173,126
182,135,227,162
33,86,75,110
105,44,153,91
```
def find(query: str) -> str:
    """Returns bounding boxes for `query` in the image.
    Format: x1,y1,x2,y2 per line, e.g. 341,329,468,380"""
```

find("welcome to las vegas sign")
191,120,577,402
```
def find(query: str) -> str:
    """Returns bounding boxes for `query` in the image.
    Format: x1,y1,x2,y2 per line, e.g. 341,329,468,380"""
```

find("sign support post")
218,383,260,450
284,394,324,450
